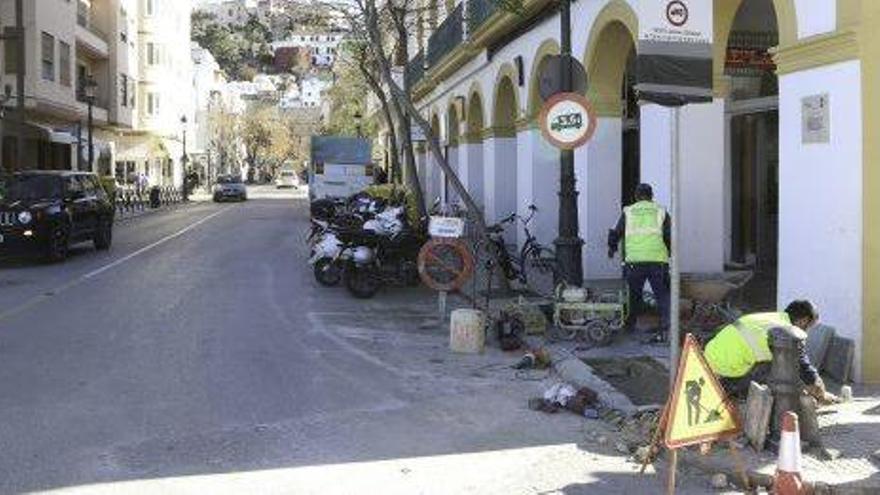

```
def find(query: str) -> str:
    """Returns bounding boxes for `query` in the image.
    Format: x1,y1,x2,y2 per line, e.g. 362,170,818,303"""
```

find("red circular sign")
417,239,474,292
666,1,689,27
538,92,598,150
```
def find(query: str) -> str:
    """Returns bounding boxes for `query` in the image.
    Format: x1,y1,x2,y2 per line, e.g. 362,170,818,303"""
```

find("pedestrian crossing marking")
664,334,742,449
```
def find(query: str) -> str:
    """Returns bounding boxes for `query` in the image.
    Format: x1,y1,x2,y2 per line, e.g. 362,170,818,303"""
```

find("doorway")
724,0,780,309
730,106,778,270
621,48,640,207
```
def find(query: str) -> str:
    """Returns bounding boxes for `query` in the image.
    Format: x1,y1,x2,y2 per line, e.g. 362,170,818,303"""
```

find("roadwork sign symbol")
664,334,741,449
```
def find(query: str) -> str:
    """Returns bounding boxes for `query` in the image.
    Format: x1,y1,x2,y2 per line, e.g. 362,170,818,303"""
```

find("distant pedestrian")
607,183,671,344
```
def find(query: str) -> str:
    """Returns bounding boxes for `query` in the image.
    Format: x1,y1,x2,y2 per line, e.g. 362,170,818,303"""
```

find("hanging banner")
636,0,714,106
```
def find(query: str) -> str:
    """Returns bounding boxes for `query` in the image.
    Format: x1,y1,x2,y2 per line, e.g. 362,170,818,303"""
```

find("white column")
415,146,428,202
517,128,558,247
466,141,484,213
577,118,623,280
446,144,460,204
777,62,863,380
641,101,725,274
484,136,518,235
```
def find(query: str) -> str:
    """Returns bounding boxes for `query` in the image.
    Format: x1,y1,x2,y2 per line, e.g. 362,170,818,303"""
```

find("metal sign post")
669,106,681,389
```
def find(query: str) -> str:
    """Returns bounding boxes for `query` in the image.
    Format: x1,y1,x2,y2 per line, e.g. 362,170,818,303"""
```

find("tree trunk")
360,65,401,183
390,3,425,217
363,0,483,233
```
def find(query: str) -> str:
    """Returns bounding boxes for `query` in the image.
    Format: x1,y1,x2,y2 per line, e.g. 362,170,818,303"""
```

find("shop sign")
538,92,597,150
636,0,714,106
802,93,830,144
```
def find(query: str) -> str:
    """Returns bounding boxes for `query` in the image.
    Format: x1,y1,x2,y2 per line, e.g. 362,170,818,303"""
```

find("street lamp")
180,115,189,200
353,110,363,138
82,74,98,173
553,0,584,286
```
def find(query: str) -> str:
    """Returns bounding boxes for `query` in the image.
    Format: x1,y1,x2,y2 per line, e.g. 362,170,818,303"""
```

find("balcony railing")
426,2,464,68
76,1,109,42
466,0,498,35
406,51,425,88
77,91,109,109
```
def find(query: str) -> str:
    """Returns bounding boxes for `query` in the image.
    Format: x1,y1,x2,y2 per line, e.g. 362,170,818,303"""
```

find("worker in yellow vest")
607,183,671,344
704,300,838,403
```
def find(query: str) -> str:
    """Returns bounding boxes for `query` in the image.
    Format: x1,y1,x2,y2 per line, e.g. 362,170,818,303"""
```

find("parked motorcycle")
307,193,413,291
341,222,424,298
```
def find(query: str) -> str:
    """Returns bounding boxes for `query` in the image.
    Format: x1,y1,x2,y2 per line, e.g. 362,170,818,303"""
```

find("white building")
271,33,343,67
115,0,193,188
397,0,880,382
299,75,330,108
191,43,228,175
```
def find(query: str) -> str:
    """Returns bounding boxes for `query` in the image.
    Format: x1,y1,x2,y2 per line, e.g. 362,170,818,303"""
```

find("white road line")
82,206,229,280
0,206,230,323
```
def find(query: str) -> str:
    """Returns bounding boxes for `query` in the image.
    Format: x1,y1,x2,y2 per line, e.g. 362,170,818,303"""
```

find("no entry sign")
538,92,598,150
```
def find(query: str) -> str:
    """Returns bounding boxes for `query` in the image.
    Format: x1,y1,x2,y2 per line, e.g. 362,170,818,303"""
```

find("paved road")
0,187,719,494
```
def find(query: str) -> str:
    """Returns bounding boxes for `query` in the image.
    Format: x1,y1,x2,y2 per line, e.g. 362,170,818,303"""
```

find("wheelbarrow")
681,270,753,335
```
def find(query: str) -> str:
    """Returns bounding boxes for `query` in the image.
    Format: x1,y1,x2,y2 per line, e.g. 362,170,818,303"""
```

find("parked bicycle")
484,204,559,290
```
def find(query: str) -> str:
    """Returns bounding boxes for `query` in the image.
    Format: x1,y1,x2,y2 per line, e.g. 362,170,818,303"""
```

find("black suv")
0,171,115,261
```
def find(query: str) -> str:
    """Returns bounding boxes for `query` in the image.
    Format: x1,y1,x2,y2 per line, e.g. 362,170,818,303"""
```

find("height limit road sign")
539,92,598,150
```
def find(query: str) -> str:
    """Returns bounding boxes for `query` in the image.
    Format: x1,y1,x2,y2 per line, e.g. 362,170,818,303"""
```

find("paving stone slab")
823,335,855,383
744,381,774,452
807,324,836,372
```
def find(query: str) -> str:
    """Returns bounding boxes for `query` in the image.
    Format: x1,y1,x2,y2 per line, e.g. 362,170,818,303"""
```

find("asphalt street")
0,187,720,494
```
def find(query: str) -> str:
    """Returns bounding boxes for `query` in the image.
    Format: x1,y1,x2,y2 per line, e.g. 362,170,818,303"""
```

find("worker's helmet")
635,183,653,200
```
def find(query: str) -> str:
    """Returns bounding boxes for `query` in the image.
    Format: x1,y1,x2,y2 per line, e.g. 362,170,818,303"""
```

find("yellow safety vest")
704,312,788,379
623,201,669,263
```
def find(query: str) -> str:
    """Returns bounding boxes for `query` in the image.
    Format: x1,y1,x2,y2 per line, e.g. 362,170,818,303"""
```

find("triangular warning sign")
664,334,742,449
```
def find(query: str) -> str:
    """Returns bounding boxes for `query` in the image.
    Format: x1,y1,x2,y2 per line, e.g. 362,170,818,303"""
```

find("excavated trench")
583,357,670,406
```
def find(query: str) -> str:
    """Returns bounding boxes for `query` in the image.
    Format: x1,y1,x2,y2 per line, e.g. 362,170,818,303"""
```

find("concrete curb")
552,355,637,415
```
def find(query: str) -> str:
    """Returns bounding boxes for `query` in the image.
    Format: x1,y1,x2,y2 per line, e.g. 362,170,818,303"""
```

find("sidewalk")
670,392,880,493
449,260,880,492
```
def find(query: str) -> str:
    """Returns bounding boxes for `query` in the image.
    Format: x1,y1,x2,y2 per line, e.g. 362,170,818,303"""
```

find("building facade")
115,0,193,188
0,0,135,173
271,33,343,68
402,0,880,382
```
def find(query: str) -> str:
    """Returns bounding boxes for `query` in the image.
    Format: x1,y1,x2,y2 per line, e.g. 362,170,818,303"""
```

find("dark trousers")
624,263,670,332
719,362,772,399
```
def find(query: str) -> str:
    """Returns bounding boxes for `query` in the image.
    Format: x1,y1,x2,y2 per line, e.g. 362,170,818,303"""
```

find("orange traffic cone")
774,411,807,494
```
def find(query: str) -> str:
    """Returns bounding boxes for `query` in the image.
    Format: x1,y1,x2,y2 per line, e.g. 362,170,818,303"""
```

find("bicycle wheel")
524,247,558,288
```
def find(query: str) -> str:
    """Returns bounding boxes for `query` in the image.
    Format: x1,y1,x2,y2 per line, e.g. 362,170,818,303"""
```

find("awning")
25,121,78,145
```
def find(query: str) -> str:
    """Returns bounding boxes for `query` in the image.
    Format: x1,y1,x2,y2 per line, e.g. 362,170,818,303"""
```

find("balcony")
426,3,464,68
76,1,109,58
76,90,109,124
466,0,498,35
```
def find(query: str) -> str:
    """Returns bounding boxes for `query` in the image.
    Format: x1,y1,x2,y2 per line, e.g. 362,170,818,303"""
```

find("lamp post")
0,85,11,173
354,110,363,138
82,74,98,173
553,0,584,286
180,115,189,200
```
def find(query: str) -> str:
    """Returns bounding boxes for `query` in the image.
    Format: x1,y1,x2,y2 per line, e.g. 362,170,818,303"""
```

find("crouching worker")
703,300,839,404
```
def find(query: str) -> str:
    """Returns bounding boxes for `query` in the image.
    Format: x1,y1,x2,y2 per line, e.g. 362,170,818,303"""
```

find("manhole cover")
583,356,669,406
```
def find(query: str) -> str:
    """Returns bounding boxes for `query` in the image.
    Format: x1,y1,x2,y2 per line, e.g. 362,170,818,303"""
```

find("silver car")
212,175,247,202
